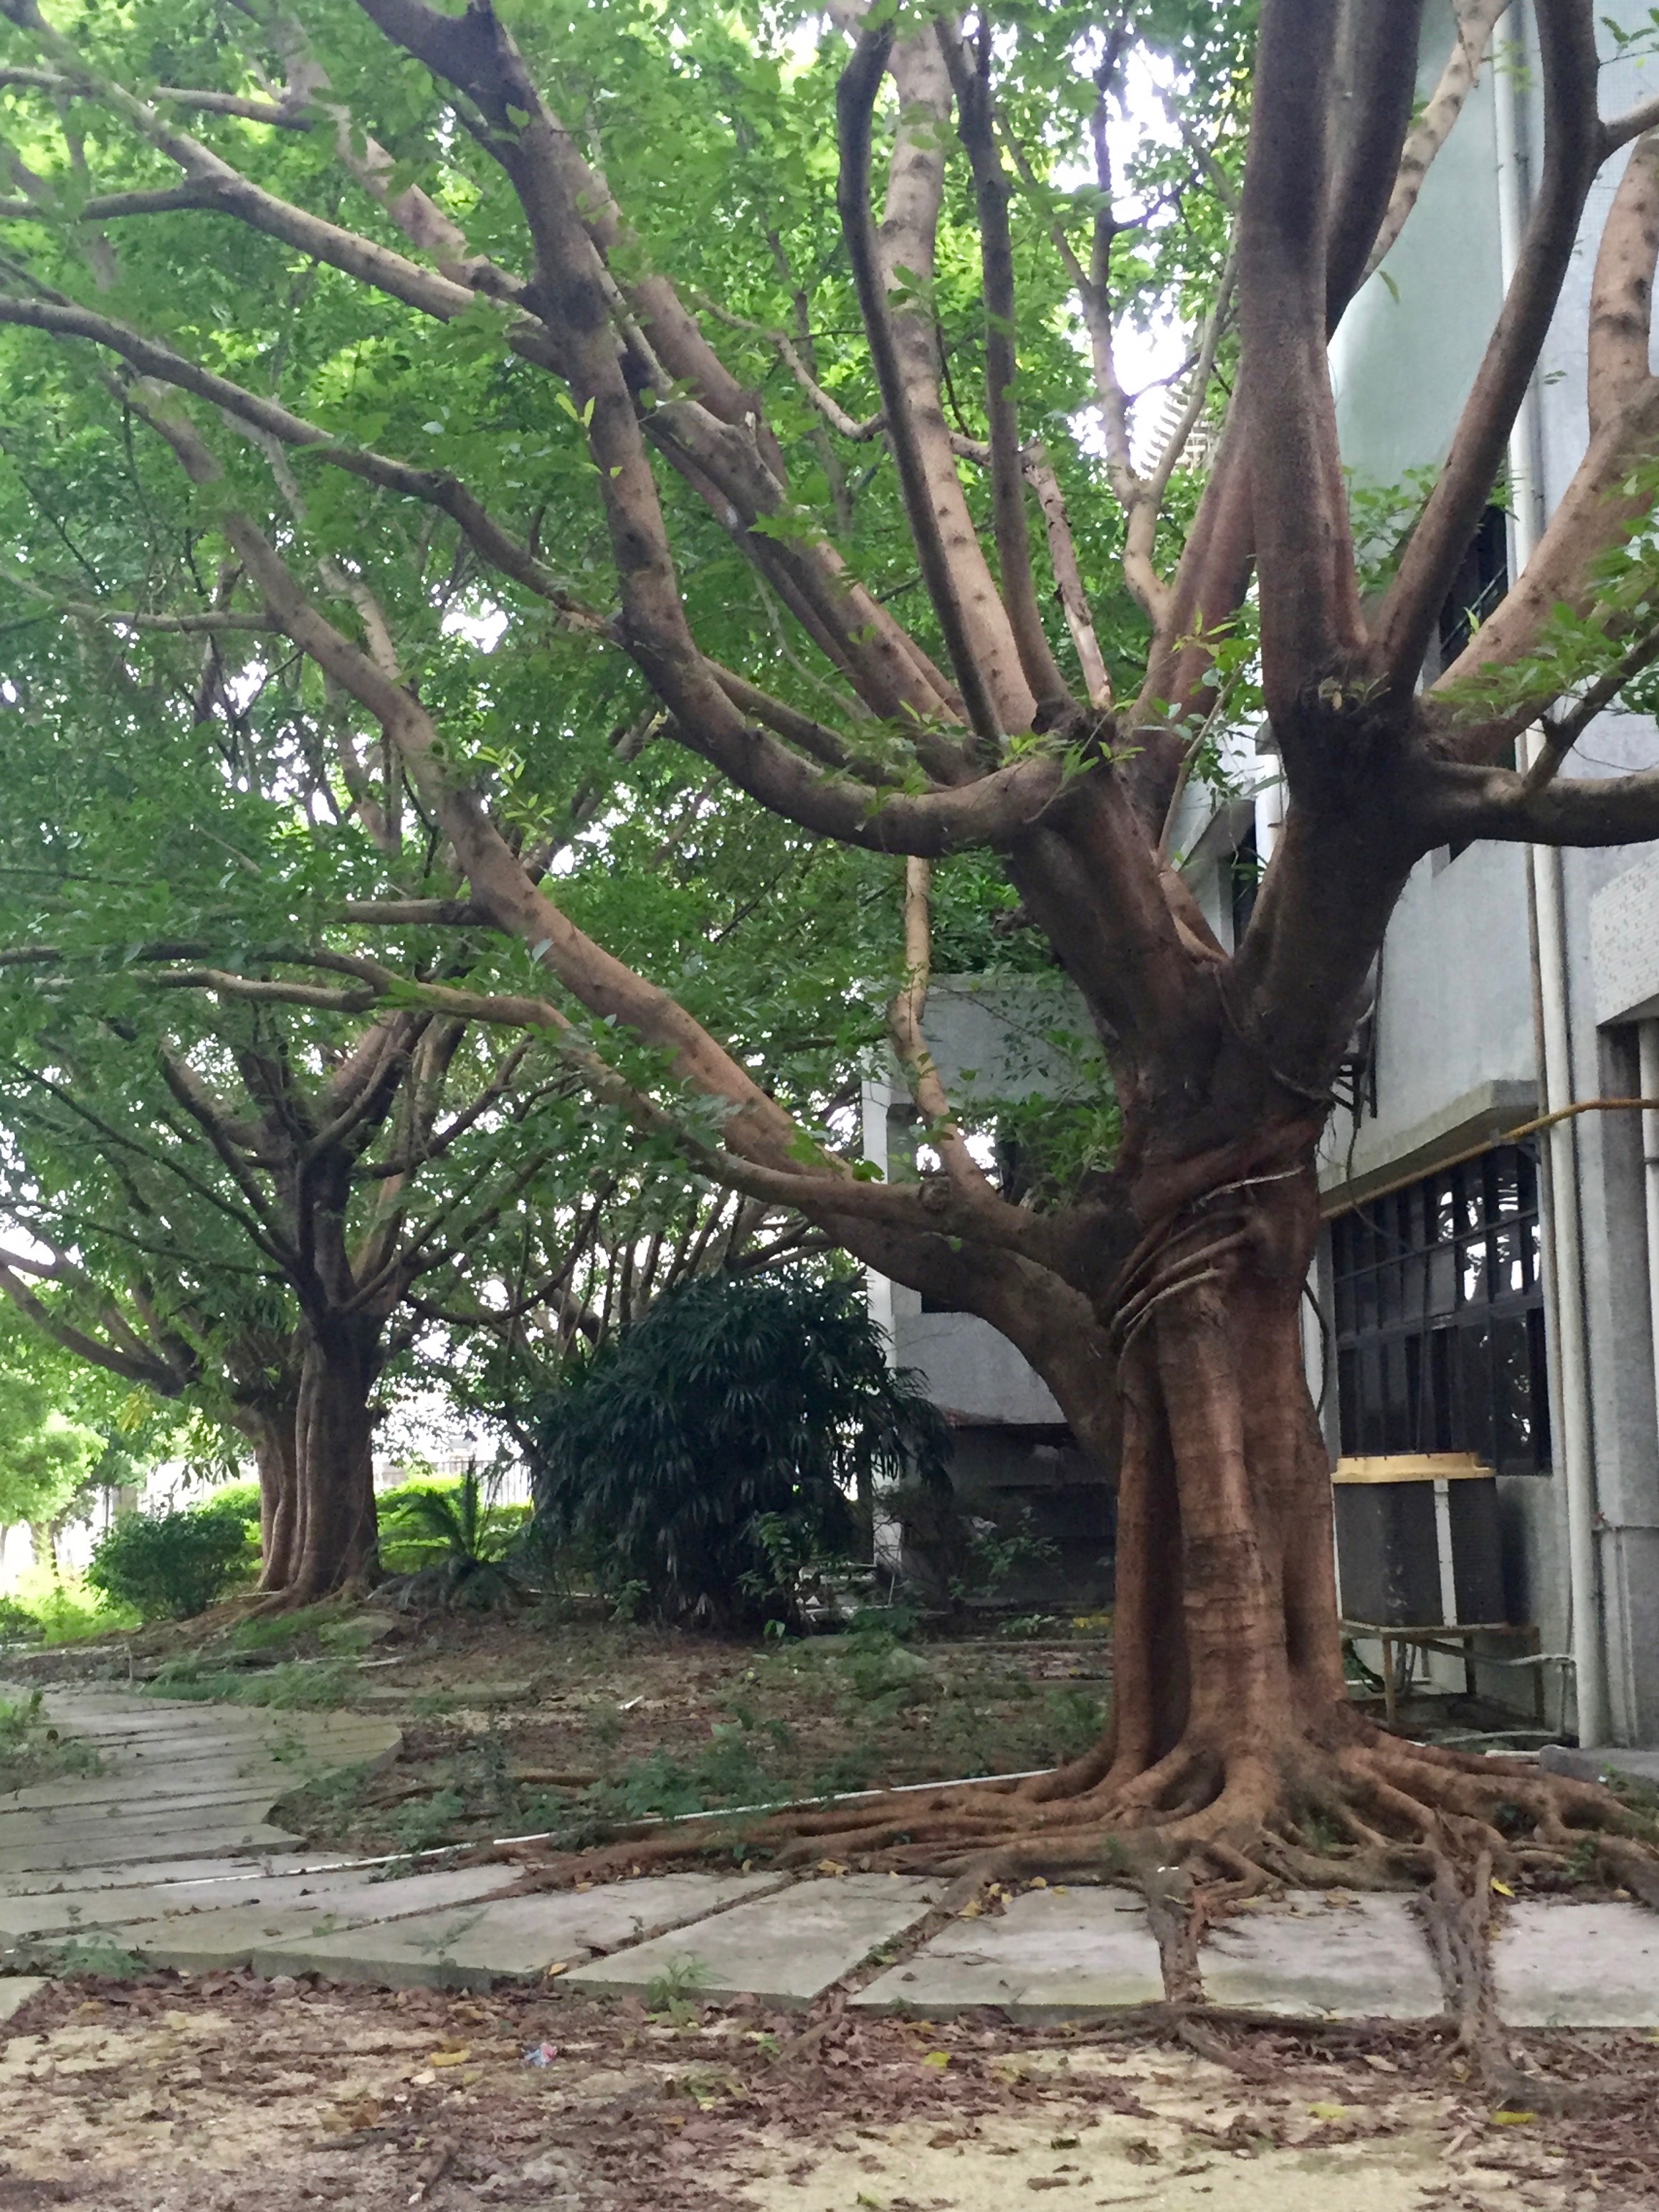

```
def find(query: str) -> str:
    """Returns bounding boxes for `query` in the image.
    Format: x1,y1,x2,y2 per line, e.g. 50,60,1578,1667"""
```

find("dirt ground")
2,1968,1655,2211
9,1605,1116,1859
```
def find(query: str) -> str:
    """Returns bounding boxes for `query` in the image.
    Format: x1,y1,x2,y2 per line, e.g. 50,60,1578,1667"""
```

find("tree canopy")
2,0,1659,1899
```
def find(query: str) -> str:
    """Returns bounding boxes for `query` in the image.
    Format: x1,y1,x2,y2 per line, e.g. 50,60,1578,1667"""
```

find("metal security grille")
1330,1144,1551,1477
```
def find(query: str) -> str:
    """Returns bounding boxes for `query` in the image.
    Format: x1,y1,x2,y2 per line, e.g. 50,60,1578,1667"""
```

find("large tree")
3,0,1658,1903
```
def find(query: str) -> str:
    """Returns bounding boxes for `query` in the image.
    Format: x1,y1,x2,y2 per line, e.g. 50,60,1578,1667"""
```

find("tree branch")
1324,0,1429,320
1237,0,1364,713
836,25,1004,754
1376,1,1604,691
941,19,1073,716
1359,0,1513,288
888,854,999,1205
1588,130,1659,436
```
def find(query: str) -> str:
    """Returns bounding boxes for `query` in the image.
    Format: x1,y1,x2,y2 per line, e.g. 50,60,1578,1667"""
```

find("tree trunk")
284,1327,382,1601
1088,1148,1350,1826
246,1402,300,1595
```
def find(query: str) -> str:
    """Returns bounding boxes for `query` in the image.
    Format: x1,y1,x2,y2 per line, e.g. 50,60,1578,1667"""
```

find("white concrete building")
861,975,1115,1605
1171,3,1659,1746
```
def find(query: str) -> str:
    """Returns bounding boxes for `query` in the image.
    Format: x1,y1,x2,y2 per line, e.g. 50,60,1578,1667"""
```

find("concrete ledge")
1318,1078,1537,1211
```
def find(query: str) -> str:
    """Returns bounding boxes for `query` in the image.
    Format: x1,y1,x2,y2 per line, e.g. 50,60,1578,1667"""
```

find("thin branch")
940,18,1073,714
1024,446,1113,709
1360,1,1512,287
696,293,883,441
0,291,609,636
0,65,315,127
1520,620,1659,792
836,25,1004,755
887,855,999,1205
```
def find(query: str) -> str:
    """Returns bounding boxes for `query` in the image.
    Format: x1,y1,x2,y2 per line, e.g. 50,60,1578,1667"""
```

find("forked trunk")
284,1328,381,1601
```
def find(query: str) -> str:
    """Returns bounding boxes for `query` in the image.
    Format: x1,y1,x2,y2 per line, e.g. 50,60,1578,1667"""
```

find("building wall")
1278,4,1659,1737
861,972,1105,1434
1330,1,1506,491
861,977,1116,1603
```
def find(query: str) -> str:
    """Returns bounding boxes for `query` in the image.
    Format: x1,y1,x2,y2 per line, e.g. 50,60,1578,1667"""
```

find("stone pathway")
3,1686,1657,2026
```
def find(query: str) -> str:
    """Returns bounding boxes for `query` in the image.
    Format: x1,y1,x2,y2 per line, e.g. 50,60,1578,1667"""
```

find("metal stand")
1341,1619,1546,1729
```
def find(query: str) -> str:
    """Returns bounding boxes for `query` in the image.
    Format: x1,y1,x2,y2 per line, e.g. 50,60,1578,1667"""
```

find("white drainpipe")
1640,1019,1659,1497
1498,16,1609,1746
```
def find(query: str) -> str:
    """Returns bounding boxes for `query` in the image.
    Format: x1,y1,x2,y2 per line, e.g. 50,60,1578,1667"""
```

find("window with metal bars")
1329,1143,1551,1477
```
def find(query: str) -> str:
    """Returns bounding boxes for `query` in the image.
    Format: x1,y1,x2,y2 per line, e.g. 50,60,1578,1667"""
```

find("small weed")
16,1931,145,1978
1566,1835,1602,1886
609,1578,650,1625
583,1700,627,1750
809,1747,878,1800
646,1952,711,2021
1042,1687,1106,1762
406,1691,460,1719
391,1788,466,1853
0,1692,101,1790
1001,1613,1060,1640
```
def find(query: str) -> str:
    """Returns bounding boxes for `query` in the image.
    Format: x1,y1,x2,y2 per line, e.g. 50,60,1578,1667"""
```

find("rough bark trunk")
242,1401,301,1594
1088,1150,1348,1822
283,1327,381,1601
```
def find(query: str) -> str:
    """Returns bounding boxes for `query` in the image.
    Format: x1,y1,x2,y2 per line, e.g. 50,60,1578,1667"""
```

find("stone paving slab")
853,1885,1163,2017
255,1871,786,1991
0,1861,505,1952
1539,1743,1659,1793
1493,1899,1659,2027
0,1853,329,1896
116,1865,521,1974
1197,1893,1445,2020
0,1820,303,1875
565,1874,943,2011
0,1977,45,2024
0,1690,399,1884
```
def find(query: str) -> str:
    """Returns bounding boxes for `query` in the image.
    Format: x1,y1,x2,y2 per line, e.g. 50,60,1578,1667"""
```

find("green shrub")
528,1272,950,1628
0,1595,40,1644
87,1499,252,1620
194,1480,262,1531
379,1472,525,1609
6,1565,136,1643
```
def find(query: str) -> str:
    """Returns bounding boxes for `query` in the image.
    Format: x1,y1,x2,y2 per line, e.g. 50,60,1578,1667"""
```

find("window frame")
1328,1143,1551,1478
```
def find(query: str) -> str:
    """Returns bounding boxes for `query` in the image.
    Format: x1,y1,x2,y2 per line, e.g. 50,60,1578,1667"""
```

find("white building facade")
1172,2,1659,1746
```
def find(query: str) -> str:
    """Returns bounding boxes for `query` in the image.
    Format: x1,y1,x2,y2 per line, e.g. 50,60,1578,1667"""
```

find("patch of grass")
0,1691,102,1790
5,1567,136,1646
144,1656,356,1709
224,1604,343,1657
12,1930,144,1978
391,1786,466,1853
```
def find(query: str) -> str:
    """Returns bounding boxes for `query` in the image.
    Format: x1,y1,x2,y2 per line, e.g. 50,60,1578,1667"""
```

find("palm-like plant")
385,1471,518,1611
528,1272,949,1627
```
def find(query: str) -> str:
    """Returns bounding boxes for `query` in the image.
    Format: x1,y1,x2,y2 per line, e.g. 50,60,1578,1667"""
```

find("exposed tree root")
509,1709,1659,1960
